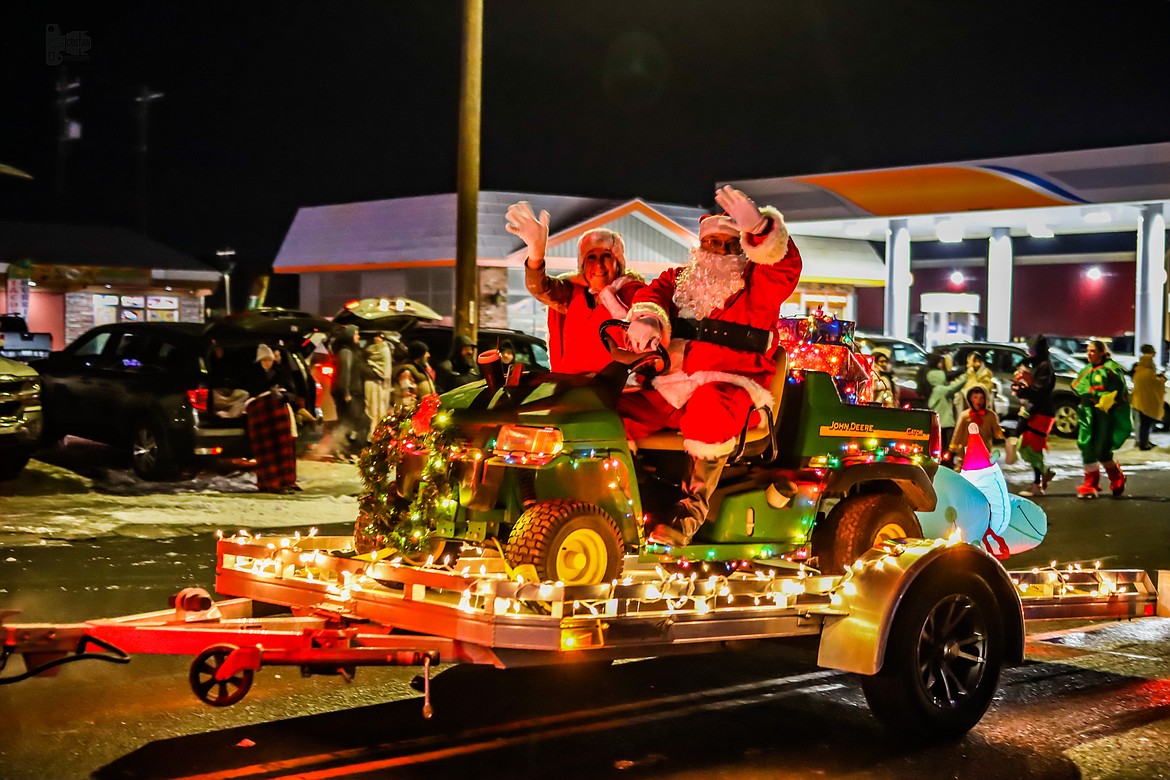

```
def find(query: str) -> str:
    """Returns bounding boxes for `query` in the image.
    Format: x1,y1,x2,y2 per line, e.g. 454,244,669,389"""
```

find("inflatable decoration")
917,423,1047,560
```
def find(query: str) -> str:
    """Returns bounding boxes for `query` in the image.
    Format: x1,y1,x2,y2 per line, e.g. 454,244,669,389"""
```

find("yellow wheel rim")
402,538,447,567
554,528,609,585
874,522,909,544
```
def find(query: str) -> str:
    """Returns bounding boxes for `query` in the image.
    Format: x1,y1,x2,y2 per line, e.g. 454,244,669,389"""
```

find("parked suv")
0,355,42,480
331,297,550,369
33,310,330,480
936,341,1086,438
854,332,928,407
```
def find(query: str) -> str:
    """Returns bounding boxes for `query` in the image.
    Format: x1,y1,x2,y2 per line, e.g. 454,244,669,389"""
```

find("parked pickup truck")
0,315,52,363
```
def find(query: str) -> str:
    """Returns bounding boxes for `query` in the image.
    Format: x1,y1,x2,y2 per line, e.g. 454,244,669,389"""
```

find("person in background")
394,340,437,410
1013,334,1058,496
435,334,481,392
507,200,645,374
331,324,371,460
923,351,968,451
363,333,394,435
272,345,318,430
1073,339,1131,498
956,350,995,414
949,385,1004,469
870,348,899,408
244,344,299,493
1129,343,1165,451
500,340,516,367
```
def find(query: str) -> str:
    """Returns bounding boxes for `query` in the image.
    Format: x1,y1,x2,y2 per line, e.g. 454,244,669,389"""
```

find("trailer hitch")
0,633,130,685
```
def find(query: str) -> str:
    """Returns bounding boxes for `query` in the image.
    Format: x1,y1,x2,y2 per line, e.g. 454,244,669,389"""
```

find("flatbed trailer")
1,533,1163,738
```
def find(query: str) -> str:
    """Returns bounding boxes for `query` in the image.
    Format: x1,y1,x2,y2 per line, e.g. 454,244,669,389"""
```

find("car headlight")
494,425,564,464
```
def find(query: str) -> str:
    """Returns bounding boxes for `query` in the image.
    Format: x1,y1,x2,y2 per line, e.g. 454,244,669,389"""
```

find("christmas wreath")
353,394,458,557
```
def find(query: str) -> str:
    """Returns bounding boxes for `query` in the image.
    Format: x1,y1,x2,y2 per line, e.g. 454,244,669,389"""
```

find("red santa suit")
526,263,644,374
619,207,801,458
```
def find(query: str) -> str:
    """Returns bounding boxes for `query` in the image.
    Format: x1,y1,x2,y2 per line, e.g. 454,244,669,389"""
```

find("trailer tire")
506,500,623,586
189,644,254,707
813,493,922,574
861,568,1004,741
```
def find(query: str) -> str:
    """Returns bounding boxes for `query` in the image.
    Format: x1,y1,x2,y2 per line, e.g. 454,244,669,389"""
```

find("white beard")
673,246,749,320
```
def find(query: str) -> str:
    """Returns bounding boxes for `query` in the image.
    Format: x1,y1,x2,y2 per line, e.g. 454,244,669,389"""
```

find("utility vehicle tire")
506,500,623,586
860,569,1004,741
813,493,922,574
131,417,180,481
1051,395,1079,439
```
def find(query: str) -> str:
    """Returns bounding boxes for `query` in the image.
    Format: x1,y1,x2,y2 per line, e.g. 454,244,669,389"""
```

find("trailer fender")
816,539,1024,676
823,463,937,512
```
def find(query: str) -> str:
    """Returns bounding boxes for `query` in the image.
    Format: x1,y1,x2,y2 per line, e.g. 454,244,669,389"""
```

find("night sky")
3,1,1169,305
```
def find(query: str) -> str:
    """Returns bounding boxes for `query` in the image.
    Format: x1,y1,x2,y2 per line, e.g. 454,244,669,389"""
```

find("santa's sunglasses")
700,234,742,255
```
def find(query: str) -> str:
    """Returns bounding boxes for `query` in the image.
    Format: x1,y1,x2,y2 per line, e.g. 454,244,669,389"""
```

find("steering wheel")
599,319,670,377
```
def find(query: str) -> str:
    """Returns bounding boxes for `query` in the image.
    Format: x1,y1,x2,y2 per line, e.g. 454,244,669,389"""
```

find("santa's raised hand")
505,201,550,263
714,185,768,235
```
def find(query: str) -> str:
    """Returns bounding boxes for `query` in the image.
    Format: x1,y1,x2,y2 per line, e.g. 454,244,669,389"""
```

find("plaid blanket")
247,392,297,491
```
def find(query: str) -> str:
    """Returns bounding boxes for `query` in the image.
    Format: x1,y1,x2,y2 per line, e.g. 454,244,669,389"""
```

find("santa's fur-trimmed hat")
698,213,739,239
576,228,626,272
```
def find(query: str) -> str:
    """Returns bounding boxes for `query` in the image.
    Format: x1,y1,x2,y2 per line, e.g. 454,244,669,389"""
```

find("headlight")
494,425,564,464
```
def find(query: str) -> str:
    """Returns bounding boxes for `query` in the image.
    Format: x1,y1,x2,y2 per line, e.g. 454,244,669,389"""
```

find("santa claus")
623,186,802,547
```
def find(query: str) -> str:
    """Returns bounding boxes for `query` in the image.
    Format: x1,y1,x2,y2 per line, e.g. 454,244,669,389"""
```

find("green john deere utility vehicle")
360,322,942,585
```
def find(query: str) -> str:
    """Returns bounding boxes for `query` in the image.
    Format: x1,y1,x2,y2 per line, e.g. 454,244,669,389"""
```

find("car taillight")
320,365,334,376
928,412,942,460
187,387,210,412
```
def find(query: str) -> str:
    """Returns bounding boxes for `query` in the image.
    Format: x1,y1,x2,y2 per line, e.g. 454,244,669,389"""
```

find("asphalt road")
2,465,1170,779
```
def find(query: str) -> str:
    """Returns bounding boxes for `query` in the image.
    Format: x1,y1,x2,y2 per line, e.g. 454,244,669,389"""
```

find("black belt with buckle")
678,318,772,354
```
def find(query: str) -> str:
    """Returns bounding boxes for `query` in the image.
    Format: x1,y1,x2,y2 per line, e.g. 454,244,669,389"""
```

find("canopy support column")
986,228,1013,343
884,219,911,339
1135,204,1167,365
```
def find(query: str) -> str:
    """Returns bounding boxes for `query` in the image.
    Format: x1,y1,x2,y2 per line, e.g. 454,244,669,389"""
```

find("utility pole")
134,86,165,234
453,0,483,347
54,68,81,217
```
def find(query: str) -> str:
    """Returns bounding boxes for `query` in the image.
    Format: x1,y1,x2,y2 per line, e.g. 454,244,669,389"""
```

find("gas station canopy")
725,142,1170,242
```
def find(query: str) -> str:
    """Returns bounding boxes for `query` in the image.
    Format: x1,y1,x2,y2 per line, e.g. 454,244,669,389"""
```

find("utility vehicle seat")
633,346,788,459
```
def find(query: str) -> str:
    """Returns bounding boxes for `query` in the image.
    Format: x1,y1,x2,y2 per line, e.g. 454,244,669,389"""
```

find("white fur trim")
742,206,791,266
684,436,737,459
597,286,628,319
627,301,671,344
651,370,774,411
699,214,739,238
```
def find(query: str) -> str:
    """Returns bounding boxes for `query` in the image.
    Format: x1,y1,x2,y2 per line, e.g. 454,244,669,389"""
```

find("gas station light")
1027,222,1055,238
949,271,965,285
1086,266,1103,281
936,219,965,243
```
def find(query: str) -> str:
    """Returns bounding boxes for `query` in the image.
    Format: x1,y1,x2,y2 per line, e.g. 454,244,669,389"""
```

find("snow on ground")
0,450,363,547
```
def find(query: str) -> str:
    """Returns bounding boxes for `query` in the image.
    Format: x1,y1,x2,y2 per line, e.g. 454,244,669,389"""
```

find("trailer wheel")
861,569,1003,741
813,493,922,574
506,500,623,585
189,644,254,707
